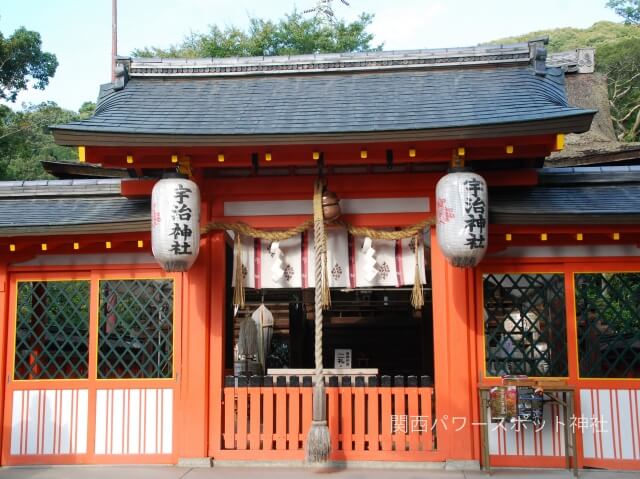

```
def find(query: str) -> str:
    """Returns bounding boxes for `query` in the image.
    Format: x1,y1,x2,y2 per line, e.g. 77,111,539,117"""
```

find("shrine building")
0,40,638,472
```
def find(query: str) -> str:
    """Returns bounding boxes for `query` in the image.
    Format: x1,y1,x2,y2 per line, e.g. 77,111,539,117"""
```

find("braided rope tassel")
411,232,424,310
233,232,245,309
305,179,331,464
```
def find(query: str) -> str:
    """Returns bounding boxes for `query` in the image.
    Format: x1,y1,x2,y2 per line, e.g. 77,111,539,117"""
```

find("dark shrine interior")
224,244,434,380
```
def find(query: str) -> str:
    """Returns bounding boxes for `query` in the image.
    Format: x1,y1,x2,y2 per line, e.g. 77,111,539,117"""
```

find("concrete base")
212,460,447,470
2,465,640,479
177,457,213,468
212,461,304,468
444,459,481,471
182,458,480,471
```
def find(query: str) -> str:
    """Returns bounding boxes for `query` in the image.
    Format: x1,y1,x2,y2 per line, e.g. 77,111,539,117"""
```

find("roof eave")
490,213,640,225
0,220,151,237
51,113,596,148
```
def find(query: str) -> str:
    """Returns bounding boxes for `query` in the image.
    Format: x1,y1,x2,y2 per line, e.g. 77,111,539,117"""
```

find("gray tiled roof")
52,65,593,139
539,165,640,185
0,197,149,226
490,184,640,224
0,188,150,236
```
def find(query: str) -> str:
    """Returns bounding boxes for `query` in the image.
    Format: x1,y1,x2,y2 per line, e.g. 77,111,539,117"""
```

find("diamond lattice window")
483,273,567,377
14,281,90,380
575,273,640,378
98,279,174,379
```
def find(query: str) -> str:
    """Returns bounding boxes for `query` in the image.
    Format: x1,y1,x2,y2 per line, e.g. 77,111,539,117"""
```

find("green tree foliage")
598,38,640,141
487,21,640,52
489,21,640,142
0,101,96,180
607,0,640,24
577,273,640,332
0,26,58,102
132,10,381,58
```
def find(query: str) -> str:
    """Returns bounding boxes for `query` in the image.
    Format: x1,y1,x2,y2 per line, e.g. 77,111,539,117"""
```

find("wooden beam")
79,134,558,168
120,178,157,197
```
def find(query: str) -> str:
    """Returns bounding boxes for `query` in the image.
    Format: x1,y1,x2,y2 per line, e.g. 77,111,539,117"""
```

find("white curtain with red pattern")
231,228,429,289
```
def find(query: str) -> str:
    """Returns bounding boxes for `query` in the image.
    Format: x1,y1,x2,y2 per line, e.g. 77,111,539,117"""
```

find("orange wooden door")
1,269,181,465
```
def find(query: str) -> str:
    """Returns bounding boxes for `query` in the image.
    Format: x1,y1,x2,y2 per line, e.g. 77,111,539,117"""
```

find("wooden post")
177,201,211,459
0,263,7,457
392,385,406,452
287,383,301,450
354,384,366,451
208,198,226,455
407,385,420,451
327,382,340,453
274,383,287,450
340,383,353,452
380,386,392,451
249,385,261,450
431,229,478,463
236,379,248,450
420,388,434,451
366,384,380,452
262,382,275,450
222,382,235,449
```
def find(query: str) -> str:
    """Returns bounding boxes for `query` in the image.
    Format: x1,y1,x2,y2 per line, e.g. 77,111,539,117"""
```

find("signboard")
334,349,352,369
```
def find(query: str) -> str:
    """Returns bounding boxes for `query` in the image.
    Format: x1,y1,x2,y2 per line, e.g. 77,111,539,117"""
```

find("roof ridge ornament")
528,37,549,77
113,59,129,91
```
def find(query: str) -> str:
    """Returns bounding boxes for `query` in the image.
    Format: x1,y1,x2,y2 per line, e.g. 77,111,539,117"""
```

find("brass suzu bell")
322,189,341,222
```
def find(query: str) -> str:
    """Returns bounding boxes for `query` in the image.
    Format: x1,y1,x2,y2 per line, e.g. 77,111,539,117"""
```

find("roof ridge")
124,43,534,78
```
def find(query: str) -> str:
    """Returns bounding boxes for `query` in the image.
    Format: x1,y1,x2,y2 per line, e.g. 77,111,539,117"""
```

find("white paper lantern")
151,175,201,272
435,171,488,267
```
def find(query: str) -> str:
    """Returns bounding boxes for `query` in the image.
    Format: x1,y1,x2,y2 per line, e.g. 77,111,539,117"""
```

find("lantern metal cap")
161,171,188,179
446,166,472,173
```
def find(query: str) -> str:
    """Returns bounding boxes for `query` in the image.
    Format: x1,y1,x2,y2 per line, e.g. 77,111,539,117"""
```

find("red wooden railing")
222,376,436,460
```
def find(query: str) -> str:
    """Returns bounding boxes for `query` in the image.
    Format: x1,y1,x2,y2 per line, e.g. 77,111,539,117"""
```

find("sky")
1,0,621,111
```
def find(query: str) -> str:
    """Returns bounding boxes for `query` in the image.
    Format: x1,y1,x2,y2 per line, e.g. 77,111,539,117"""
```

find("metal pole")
111,0,117,83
